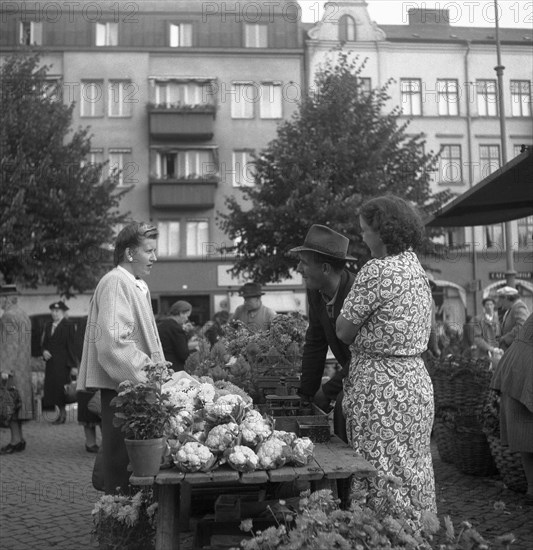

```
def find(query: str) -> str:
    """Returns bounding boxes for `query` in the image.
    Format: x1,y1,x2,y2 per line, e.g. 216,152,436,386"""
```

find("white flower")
197,383,216,404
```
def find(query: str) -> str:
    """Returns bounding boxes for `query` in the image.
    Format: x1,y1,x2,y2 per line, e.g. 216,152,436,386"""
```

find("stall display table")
131,436,376,550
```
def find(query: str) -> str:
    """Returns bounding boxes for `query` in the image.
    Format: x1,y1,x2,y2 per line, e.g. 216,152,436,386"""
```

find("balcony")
148,104,215,140
150,178,218,209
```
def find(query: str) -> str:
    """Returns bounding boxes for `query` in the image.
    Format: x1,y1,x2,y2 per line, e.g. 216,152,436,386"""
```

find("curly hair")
360,195,424,255
113,221,159,266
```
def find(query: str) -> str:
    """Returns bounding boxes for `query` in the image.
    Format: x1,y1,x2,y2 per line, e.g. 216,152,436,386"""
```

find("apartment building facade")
1,0,532,326
0,0,307,323
306,0,533,323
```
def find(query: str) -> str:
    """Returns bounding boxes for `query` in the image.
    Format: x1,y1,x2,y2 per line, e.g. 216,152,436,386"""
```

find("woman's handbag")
0,375,22,428
87,390,102,417
64,378,78,405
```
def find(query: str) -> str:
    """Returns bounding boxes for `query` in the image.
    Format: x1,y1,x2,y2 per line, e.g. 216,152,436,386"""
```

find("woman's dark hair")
360,195,425,255
113,221,158,266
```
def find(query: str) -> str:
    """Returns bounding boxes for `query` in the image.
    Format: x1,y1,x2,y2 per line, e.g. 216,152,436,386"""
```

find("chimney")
408,8,451,26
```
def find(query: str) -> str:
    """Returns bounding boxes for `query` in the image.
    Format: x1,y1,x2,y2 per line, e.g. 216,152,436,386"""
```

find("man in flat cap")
497,286,530,350
231,282,276,332
41,301,77,424
289,224,356,442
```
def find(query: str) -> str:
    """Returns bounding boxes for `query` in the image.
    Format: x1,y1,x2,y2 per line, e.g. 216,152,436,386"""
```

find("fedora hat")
0,284,19,296
49,301,69,311
239,282,264,298
289,224,355,260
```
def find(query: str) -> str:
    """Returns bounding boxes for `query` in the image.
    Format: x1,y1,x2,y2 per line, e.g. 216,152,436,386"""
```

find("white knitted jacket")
77,267,164,391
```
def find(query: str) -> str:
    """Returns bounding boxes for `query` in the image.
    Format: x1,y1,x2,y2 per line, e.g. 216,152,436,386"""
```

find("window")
437,79,459,116
156,150,215,179
157,221,180,257
517,216,533,249
154,81,210,108
42,78,61,102
20,21,42,45
95,22,118,46
260,83,282,119
80,81,104,117
186,220,209,257
476,80,498,116
232,151,255,187
485,224,504,249
339,15,356,41
109,149,135,187
479,145,500,178
244,24,268,47
82,149,104,182
400,79,422,116
439,145,463,185
510,80,531,117
359,77,372,94
231,83,256,119
108,81,134,117
169,23,192,47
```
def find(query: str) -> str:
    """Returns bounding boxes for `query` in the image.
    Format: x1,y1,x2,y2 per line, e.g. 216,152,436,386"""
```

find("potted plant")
111,362,178,477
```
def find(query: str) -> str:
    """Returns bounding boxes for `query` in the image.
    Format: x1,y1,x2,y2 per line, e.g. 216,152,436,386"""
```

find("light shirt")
117,265,149,296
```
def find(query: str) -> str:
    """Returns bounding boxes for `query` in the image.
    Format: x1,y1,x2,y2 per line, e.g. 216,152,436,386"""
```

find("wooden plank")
155,470,185,485
312,438,376,480
184,468,240,486
291,457,325,481
267,464,297,483
240,470,269,484
130,475,156,486
155,485,180,550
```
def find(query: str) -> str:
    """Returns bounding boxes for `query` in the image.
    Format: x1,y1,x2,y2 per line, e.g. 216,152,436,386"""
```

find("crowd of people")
1,194,531,520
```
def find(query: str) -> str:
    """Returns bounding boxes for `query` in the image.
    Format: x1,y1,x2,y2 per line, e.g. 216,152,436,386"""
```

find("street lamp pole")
493,0,516,287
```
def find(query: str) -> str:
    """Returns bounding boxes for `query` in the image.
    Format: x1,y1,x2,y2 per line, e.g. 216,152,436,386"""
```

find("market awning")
425,148,533,227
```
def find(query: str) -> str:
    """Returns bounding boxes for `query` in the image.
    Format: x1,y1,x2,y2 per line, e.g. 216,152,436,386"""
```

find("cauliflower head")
225,445,259,473
289,437,315,467
173,442,216,473
256,437,290,470
205,422,239,453
240,410,273,447
205,394,249,424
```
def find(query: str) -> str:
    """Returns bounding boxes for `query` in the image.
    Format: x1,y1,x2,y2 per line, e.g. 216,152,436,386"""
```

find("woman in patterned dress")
336,195,436,521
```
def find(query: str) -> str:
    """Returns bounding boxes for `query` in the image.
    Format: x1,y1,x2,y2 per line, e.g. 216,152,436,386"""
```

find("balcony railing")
148,104,216,140
150,177,218,209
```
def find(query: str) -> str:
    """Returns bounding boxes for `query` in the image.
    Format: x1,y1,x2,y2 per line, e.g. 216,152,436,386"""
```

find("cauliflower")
165,387,196,412
214,380,253,404
288,437,315,467
205,422,239,453
240,410,273,447
197,383,216,405
256,437,290,470
166,410,194,437
273,430,297,446
225,445,259,473
172,442,216,473
205,394,249,424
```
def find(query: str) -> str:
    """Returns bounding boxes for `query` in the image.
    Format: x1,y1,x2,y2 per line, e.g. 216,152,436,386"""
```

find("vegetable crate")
264,396,331,443
255,376,300,401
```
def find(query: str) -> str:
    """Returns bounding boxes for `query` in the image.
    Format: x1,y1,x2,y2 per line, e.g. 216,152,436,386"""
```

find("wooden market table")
131,436,376,550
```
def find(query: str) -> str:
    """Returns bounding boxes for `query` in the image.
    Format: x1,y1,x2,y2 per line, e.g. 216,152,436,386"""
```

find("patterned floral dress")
340,251,436,517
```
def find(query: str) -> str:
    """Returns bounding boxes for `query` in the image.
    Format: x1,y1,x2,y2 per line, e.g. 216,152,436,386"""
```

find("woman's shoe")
85,444,99,454
0,443,14,454
52,416,66,425
0,441,25,454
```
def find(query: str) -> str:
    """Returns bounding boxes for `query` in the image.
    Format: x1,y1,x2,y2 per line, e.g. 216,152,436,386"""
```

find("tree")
0,53,129,297
219,53,451,283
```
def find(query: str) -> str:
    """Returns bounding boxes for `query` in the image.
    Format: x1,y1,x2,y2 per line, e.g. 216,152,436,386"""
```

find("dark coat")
299,269,355,400
42,319,77,408
156,317,189,372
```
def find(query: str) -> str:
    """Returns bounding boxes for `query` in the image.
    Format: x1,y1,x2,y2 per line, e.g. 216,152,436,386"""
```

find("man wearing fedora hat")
289,224,356,442
41,300,77,424
231,282,276,332
497,286,530,350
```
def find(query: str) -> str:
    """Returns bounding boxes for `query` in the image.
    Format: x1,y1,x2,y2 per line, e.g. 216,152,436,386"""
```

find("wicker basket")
433,418,455,464
486,435,528,493
453,415,498,476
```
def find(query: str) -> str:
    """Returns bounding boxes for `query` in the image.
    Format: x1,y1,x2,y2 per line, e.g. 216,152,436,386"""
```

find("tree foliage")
0,53,129,297
219,53,451,283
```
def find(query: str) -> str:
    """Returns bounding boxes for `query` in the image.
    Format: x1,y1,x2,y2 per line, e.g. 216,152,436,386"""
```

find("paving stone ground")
1,406,532,550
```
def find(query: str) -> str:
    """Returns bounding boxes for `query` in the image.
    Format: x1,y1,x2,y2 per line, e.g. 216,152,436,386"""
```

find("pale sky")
299,0,533,28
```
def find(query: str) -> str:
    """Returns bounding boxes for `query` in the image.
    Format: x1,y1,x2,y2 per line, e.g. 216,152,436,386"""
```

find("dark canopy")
426,148,533,227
